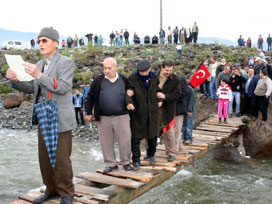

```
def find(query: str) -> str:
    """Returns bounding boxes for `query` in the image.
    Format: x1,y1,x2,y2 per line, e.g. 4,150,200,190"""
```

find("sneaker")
235,113,240,117
185,140,192,145
143,155,149,160
168,155,175,162
132,162,140,171
60,196,74,204
149,156,156,165
103,165,118,173
123,164,132,171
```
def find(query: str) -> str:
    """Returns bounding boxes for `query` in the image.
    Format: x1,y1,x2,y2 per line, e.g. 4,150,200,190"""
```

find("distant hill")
0,28,269,50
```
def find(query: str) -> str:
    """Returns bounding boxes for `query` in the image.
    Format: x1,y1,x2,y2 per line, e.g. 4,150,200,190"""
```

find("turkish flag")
189,64,210,88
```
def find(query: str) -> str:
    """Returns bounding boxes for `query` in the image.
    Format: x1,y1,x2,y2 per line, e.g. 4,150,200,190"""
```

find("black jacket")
159,72,182,125
229,75,246,93
86,74,128,121
176,76,189,115
254,62,267,75
124,31,129,39
126,73,161,139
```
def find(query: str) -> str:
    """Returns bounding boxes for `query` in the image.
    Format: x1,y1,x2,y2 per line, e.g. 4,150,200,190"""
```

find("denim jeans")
182,112,194,142
203,80,210,97
228,91,241,114
176,50,182,58
160,37,165,44
209,77,217,99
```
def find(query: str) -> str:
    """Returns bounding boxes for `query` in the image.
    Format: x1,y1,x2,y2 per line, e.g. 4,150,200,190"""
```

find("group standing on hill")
237,34,272,51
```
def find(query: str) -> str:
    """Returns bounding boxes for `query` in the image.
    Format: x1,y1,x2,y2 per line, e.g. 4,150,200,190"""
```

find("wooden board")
142,151,191,161
151,157,190,164
139,166,177,172
74,197,100,204
75,184,117,201
96,169,153,182
199,124,239,131
196,126,233,133
193,130,229,136
193,139,218,145
181,145,207,151
19,192,60,204
138,160,177,167
207,120,241,127
9,200,33,204
77,172,145,189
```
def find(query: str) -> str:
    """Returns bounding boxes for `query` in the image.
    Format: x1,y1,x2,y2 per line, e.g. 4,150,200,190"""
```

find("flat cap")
38,27,59,42
137,59,151,71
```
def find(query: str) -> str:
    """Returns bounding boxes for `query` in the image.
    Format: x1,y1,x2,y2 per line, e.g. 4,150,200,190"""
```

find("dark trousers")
241,94,255,115
125,38,129,45
268,43,271,51
253,95,269,121
131,137,157,163
192,32,198,43
75,107,84,125
38,129,74,197
174,35,178,44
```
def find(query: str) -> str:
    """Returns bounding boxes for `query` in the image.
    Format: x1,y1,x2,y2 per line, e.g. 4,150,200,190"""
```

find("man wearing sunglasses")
6,27,76,204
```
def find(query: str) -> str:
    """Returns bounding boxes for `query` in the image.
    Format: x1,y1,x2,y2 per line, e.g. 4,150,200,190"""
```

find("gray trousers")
98,114,131,167
174,115,184,152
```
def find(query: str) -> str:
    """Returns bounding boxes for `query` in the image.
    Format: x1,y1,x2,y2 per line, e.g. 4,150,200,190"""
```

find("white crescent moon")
197,70,205,78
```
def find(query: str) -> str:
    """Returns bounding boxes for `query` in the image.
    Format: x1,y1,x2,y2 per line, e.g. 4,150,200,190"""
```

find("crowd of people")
237,35,272,51
199,49,272,123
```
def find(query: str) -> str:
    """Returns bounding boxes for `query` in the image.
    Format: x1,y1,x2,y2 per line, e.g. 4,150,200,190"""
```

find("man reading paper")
6,27,76,204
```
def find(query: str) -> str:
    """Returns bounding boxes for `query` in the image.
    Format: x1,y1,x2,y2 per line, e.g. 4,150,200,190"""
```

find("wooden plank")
181,145,207,151
193,134,221,140
193,130,229,136
139,166,177,172
75,184,117,201
19,192,60,204
207,120,241,127
96,169,153,182
196,126,233,133
77,172,145,189
193,139,218,145
141,157,182,165
138,160,176,167
199,124,239,130
9,200,33,204
142,151,191,161
74,197,100,204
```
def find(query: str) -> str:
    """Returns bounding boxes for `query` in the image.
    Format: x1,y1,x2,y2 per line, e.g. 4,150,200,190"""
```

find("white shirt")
105,73,119,83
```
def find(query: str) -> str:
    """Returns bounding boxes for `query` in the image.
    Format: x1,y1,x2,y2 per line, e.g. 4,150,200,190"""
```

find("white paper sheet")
5,54,35,81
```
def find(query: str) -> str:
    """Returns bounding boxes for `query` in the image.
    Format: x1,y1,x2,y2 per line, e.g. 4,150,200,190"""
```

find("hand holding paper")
5,55,35,81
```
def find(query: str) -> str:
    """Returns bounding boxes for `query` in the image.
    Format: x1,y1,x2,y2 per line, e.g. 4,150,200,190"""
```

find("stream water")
0,128,272,204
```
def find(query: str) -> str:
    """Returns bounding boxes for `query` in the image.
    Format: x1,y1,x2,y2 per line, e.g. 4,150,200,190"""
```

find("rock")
207,144,248,165
243,120,272,157
19,101,32,109
4,93,26,109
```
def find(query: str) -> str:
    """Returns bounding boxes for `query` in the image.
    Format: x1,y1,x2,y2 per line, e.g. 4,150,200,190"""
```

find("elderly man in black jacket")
157,60,182,161
126,60,162,171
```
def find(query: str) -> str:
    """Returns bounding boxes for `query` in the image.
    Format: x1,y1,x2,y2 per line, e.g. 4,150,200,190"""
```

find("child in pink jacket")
217,78,232,123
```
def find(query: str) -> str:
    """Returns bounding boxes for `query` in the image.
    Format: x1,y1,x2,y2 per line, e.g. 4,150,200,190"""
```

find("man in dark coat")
157,60,182,162
126,60,162,170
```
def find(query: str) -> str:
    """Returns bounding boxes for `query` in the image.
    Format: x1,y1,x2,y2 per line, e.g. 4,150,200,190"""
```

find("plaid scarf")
33,100,58,168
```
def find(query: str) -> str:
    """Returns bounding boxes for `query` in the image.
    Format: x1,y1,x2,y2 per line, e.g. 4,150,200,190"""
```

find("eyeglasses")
37,39,48,44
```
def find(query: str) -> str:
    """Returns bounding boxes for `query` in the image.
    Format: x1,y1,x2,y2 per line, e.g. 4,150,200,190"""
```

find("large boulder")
243,120,272,157
4,93,26,109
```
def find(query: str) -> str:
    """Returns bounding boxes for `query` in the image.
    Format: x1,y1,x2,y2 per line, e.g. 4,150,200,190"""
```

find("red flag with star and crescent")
189,64,210,88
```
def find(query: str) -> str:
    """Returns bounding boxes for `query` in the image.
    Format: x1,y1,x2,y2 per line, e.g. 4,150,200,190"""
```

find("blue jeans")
209,77,217,99
176,50,182,58
160,37,165,44
229,91,241,114
182,112,194,142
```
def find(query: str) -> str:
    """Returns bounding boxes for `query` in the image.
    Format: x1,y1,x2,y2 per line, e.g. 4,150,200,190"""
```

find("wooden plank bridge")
10,118,243,204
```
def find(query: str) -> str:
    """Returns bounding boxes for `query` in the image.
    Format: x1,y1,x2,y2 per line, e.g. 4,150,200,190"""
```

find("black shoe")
219,118,222,123
143,154,149,160
60,196,74,204
168,155,175,162
132,162,140,171
149,156,156,165
123,164,132,171
103,165,118,173
224,118,227,123
235,113,240,117
34,193,59,204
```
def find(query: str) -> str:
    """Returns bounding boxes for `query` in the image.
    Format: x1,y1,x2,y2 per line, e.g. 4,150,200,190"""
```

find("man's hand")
127,103,135,111
85,115,94,123
187,112,192,117
23,62,41,79
157,92,165,99
158,101,163,107
266,95,269,99
6,69,19,82
127,89,134,97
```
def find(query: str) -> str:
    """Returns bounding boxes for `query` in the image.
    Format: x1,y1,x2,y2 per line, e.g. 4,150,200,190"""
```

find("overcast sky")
1,0,271,42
